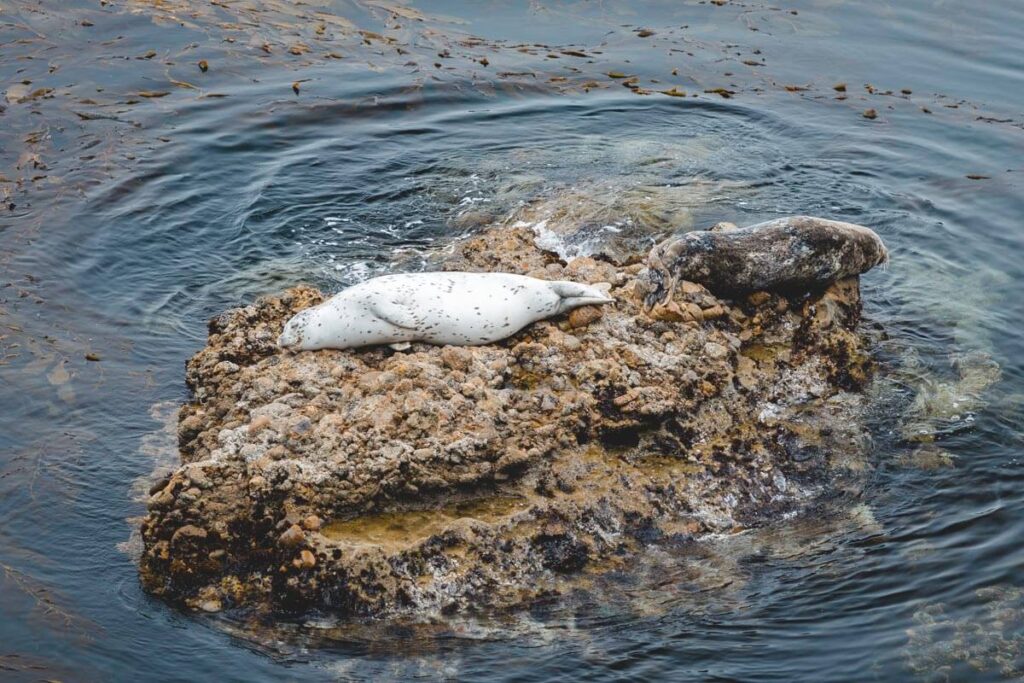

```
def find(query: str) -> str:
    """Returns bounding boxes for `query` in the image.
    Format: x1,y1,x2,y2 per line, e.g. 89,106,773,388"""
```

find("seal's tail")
641,239,676,310
550,280,615,309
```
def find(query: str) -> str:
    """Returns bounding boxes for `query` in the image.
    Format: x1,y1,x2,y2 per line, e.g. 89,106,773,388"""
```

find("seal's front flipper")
371,296,419,330
388,342,412,351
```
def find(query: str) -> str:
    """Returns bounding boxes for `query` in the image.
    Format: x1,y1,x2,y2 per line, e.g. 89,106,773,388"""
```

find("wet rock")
248,414,272,434
171,525,207,548
566,305,603,329
439,345,473,372
897,445,955,470
703,342,728,360
450,210,494,230
141,224,878,618
535,531,589,572
898,350,1000,442
294,549,317,569
198,599,222,613
904,585,1024,679
279,525,306,548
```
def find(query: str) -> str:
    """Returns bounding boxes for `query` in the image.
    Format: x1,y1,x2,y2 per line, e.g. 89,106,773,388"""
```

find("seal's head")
840,219,890,268
278,306,321,351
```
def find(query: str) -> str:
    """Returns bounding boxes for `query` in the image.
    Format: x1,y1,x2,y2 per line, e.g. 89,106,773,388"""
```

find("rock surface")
140,225,876,617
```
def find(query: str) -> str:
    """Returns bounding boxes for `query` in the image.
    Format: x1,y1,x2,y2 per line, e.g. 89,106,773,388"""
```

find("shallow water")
2,1,1023,680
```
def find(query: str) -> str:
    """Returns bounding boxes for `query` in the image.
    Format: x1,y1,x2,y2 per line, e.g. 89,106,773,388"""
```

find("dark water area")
2,1,1023,680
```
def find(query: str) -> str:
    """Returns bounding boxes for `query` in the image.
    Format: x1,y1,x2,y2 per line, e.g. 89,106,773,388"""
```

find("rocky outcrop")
140,225,876,617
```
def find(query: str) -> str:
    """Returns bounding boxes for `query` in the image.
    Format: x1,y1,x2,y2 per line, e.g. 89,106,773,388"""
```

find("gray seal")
644,216,888,305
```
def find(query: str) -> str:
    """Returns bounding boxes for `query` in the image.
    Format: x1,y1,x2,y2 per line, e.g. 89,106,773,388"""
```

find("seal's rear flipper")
550,280,615,307
640,268,672,310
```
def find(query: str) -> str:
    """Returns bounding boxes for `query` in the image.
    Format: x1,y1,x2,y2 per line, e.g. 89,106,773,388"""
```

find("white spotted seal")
278,272,614,351
644,215,888,305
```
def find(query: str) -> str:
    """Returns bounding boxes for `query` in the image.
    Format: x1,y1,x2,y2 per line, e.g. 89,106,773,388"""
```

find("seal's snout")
277,328,296,350
872,231,891,267
278,310,307,350
828,217,889,267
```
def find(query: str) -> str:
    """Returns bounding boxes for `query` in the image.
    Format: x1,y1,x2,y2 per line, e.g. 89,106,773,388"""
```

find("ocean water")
1,1,1022,680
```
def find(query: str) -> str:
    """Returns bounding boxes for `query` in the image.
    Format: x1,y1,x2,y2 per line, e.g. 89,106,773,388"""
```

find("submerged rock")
140,223,879,618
